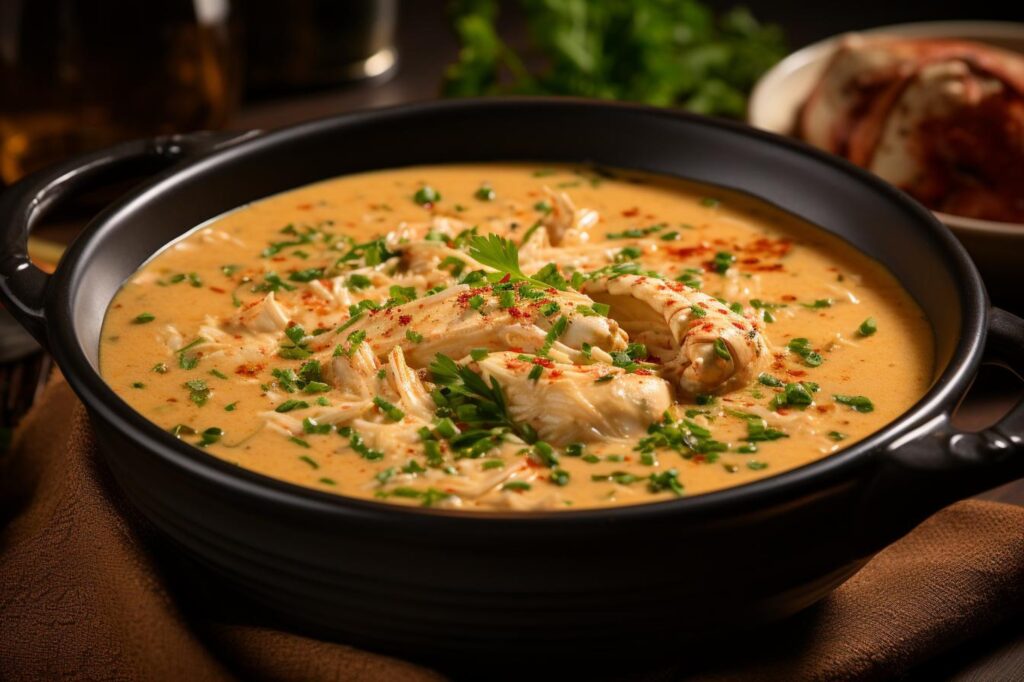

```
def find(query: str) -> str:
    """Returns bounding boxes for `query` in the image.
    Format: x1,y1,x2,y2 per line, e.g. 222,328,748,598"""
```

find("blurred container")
0,0,241,184
241,0,397,96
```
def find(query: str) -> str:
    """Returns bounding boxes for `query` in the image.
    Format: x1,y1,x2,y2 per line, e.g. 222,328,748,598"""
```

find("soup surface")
101,164,934,511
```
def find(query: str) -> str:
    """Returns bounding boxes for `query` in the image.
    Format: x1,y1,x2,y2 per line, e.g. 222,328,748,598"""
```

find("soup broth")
100,164,934,511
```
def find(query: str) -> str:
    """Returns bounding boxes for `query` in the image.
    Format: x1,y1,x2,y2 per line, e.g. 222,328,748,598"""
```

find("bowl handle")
0,131,258,348
856,307,1024,550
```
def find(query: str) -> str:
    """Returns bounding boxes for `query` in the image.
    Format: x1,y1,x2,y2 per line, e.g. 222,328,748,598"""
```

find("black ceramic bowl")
1,99,1022,662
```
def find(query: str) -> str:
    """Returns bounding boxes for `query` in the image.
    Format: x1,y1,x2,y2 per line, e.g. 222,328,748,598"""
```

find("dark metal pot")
1,99,1021,663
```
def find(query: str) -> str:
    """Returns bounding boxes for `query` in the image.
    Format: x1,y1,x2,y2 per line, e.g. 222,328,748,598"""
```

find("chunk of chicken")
225,291,292,334
317,282,627,368
473,352,673,445
581,274,767,396
542,187,599,246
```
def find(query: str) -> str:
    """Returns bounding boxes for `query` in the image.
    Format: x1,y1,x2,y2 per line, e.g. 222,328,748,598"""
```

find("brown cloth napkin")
1,377,1022,681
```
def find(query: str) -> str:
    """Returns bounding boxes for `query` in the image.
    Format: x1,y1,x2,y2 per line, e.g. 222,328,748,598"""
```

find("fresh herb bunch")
443,0,786,117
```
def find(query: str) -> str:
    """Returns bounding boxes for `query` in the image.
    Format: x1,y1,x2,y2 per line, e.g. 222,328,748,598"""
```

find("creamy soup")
101,164,934,511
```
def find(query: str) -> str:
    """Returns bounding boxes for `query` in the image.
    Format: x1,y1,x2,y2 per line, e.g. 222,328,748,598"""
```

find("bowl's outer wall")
52,101,979,657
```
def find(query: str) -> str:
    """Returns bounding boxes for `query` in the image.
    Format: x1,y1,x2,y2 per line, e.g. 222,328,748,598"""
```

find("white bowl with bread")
748,21,1024,302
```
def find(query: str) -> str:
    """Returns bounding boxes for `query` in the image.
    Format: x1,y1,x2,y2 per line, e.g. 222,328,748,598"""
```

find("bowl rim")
46,97,988,526
748,19,1024,236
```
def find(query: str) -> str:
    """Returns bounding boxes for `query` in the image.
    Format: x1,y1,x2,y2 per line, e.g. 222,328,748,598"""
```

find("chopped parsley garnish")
346,273,372,290
606,223,666,239
828,431,847,441
700,197,720,208
133,312,155,324
152,363,168,374
757,373,783,387
302,417,332,434
373,396,406,421
833,394,874,413
197,427,222,447
224,402,238,412
468,234,568,291
288,267,325,283
770,382,815,410
712,251,735,274
414,185,442,205
184,379,210,406
713,337,731,361
801,298,833,309
502,481,532,492
474,185,496,201
787,337,823,367
406,329,424,343
275,399,309,413
591,471,640,485
338,425,385,461
648,469,684,496
376,486,451,507
177,337,205,370
747,461,769,471
858,317,877,337
636,412,727,461
690,305,707,318
429,353,536,445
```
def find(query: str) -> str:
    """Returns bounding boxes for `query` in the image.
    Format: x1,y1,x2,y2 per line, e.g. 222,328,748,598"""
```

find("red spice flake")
692,454,707,464
532,357,555,368
635,368,653,376
701,322,715,332
209,286,226,294
296,203,313,210
752,263,785,272
732,322,747,330
166,397,178,403
667,244,712,259
525,458,544,469
507,306,529,320
271,256,286,262
740,258,760,265
235,363,265,377
786,369,807,377
622,207,640,217
499,273,511,284
548,370,563,379
398,315,412,326
781,295,798,302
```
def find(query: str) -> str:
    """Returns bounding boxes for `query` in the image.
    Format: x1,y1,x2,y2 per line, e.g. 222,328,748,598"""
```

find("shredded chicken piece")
473,352,673,445
541,187,599,246
316,283,626,368
581,274,768,396
225,291,292,334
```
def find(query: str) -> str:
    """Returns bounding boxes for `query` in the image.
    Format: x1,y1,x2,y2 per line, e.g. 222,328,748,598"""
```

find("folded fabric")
1,378,1021,681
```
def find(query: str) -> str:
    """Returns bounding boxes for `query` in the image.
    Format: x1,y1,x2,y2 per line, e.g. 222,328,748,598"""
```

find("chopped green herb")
787,337,823,367
758,373,783,387
828,431,847,441
133,312,155,324
373,396,406,422
502,481,532,492
858,317,877,337
275,399,309,413
197,427,222,447
712,251,735,274
224,402,238,412
713,337,731,361
184,379,210,406
474,185,496,201
414,185,441,205
405,329,424,344
833,394,874,413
